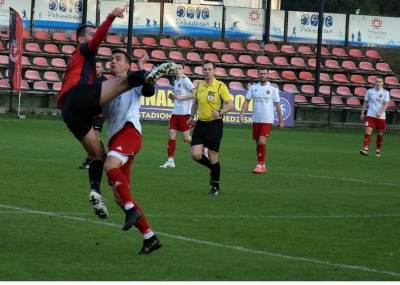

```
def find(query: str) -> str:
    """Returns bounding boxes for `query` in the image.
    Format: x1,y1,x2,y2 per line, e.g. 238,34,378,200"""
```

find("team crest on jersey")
379,94,382,97
178,84,181,87
9,39,20,62
207,92,214,101
266,90,270,94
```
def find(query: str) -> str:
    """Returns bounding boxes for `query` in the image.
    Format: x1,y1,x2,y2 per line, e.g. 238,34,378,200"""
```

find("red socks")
167,139,176,158
257,144,266,165
376,135,383,151
363,134,371,149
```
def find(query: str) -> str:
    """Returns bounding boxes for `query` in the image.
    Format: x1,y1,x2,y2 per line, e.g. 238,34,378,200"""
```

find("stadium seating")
21,81,30,90
389,89,400,99
168,51,185,61
385,76,400,86
264,44,279,53
155,78,172,86
295,95,308,104
283,84,299,93
367,75,377,84
130,63,138,71
33,57,49,67
4,69,7,78
247,43,262,52
256,56,272,65
184,66,192,75
247,82,254,89
267,70,280,80
133,49,148,58
186,52,202,62
52,32,68,41
332,48,348,57
365,49,381,60
273,56,289,66
333,74,349,83
122,36,139,46
105,61,111,70
33,81,50,91
291,57,306,67
106,35,122,45
151,50,167,60
229,42,245,51
25,43,42,53
194,40,211,49
376,63,392,72
319,85,334,96
177,39,193,49
325,59,340,69
308,58,324,68
52,82,62,91
336,86,353,97
247,69,259,79
298,46,313,55
22,56,31,66
301,85,315,95
349,49,364,58
315,47,330,56
142,37,158,47
350,75,366,84
342,60,358,70
319,73,332,82
0,79,10,88
212,41,228,50
229,81,244,90
311,96,327,105
387,100,398,110
144,63,154,72
193,80,202,86
215,67,228,77
44,44,60,54
98,47,112,57
34,31,51,41
0,42,4,51
281,45,297,54
23,30,33,40
70,34,76,41
354,87,367,97
160,38,176,48
221,54,238,64
299,71,314,81
282,71,298,80
204,53,220,63
346,98,362,108
194,66,203,75
51,58,67,68
359,61,375,71
61,45,75,54
331,97,344,106
44,71,61,82
238,55,255,65
25,70,42,81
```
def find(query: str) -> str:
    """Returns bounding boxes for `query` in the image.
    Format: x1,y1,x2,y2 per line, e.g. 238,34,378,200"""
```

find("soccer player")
57,7,175,219
160,62,208,168
103,49,162,255
360,75,389,157
239,66,284,173
187,60,234,195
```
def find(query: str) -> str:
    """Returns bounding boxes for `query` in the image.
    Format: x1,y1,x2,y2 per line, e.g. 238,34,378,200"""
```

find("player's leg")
160,116,178,168
206,120,223,195
254,123,271,174
360,117,373,156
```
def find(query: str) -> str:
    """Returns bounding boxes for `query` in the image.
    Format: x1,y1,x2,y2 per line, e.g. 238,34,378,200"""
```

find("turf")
0,114,399,281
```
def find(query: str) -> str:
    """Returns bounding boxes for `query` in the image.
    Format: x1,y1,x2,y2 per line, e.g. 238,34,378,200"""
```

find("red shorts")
109,123,142,157
365,116,386,131
252,123,273,140
169,114,194,132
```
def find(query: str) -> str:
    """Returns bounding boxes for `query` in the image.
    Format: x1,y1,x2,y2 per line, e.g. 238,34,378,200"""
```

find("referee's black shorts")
61,83,103,140
191,119,223,152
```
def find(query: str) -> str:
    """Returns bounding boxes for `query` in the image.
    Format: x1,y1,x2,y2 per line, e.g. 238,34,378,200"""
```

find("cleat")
79,156,91,169
159,160,175,168
208,186,220,195
89,190,108,219
360,149,368,156
253,166,267,174
203,148,209,159
137,236,162,255
145,62,176,84
123,207,142,231
375,151,381,157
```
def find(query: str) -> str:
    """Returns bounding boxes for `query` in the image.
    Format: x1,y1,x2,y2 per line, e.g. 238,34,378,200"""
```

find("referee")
187,60,234,195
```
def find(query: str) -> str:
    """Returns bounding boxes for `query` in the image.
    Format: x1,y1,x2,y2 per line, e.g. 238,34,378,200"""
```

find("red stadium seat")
291,57,306,67
186,52,202,62
267,70,280,80
194,40,211,49
23,30,33,40
295,95,308,104
44,71,61,82
298,46,313,55
106,35,122,45
315,47,330,56
177,39,193,49
130,63,138,71
4,69,8,78
282,71,298,80
331,97,344,106
346,98,362,108
229,42,245,51
354,87,367,97
229,81,244,90
247,43,262,52
376,63,392,73
98,47,112,56
333,74,349,83
281,45,296,54
193,80,202,86
33,81,50,90
70,34,76,41
44,44,60,54
156,78,172,86
25,43,42,53
124,36,140,46
51,58,67,68
359,62,375,71
319,73,332,82
160,38,176,48
21,80,30,90
215,67,228,77
22,56,31,66
168,51,185,61
194,66,203,75
336,86,353,97
238,55,255,65
349,48,364,58
53,82,62,91
204,53,220,63
390,89,400,99
0,79,10,88
0,42,4,51
0,70,2,78
385,76,400,86
308,58,324,68
25,70,41,81
52,32,68,41
133,49,148,58
247,82,254,89
299,71,314,81
221,54,237,64
33,57,49,67
273,56,289,66
350,75,366,84
212,41,228,50
284,84,299,93
34,31,51,41
264,44,279,53
332,48,348,57
142,37,158,47
184,66,192,75
387,100,398,110
256,55,272,65
61,45,75,54
311,97,327,105
151,50,167,60
325,60,340,69
367,75,377,84
319,85,334,96
342,60,358,70
143,63,154,72
301,85,315,95
247,69,259,79
365,50,381,60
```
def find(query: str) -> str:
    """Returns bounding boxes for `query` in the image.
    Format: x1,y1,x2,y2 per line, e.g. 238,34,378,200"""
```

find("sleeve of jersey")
220,84,233,102
384,91,390,102
273,88,280,102
87,16,115,52
245,87,252,100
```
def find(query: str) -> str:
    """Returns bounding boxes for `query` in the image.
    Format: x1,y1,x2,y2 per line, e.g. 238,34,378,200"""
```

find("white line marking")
0,204,399,277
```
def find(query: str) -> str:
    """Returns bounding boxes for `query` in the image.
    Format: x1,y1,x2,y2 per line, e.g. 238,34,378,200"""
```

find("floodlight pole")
127,0,135,57
314,0,324,97
82,0,87,25
263,0,271,45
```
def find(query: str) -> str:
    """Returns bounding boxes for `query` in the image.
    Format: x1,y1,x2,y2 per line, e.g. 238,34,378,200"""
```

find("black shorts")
191,119,223,152
92,113,105,133
61,83,103,140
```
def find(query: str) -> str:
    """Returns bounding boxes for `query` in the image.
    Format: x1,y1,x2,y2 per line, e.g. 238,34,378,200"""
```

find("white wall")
173,0,280,9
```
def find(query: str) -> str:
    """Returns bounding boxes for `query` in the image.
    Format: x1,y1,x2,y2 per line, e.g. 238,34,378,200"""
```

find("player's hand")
360,114,364,121
187,117,194,126
137,54,149,70
168,93,174,100
279,121,284,130
211,110,219,118
239,114,244,122
376,113,382,118
111,8,124,19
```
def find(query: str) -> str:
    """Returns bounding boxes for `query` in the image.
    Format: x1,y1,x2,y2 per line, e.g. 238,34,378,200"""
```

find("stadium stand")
319,85,334,96
359,61,375,71
319,73,332,82
51,58,67,68
155,78,172,86
342,60,358,70
168,51,185,61
256,55,272,65
25,70,42,81
282,71,298,80
301,85,315,95
315,47,330,56
215,67,228,77
346,98,362,108
267,70,280,80
247,69,259,79
0,42,4,51
376,63,392,73
193,80,202,86
151,50,168,60
33,57,49,67
390,89,400,99
33,81,50,91
106,35,122,45
70,34,76,41
204,53,220,63
53,82,62,91
142,37,158,47
25,43,42,53
130,63,138,71
229,81,245,90
212,41,228,50
349,48,364,58
144,63,154,72
308,58,324,68
367,75,377,84
298,46,313,55
177,39,193,49
160,38,176,48
239,55,255,65
365,49,381,60
124,36,140,46
133,49,148,58
281,45,297,54
333,74,349,83
0,79,11,88
331,97,344,106
311,97,327,105
385,76,400,86
44,44,60,54
186,52,202,62
264,44,279,53
44,71,61,82
22,56,31,66
247,43,262,52
273,56,289,66
184,66,193,75
388,100,398,110
21,81,30,90
332,48,348,57
61,45,75,54
52,32,68,41
34,31,51,41
336,86,353,97
350,75,366,84
194,40,211,49
222,54,238,64
23,30,33,40
284,84,299,93
295,95,308,104
194,66,203,75
325,59,340,69
354,87,367,97
291,57,307,67
299,71,314,81
98,47,112,57
230,42,245,51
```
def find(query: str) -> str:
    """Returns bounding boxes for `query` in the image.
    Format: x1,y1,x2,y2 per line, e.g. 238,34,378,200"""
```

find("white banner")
225,7,284,41
163,3,223,37
34,0,97,29
349,14,400,48
100,1,161,34
0,0,31,27
287,11,346,45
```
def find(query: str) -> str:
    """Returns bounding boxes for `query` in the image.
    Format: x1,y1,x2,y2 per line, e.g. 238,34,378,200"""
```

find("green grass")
0,114,399,281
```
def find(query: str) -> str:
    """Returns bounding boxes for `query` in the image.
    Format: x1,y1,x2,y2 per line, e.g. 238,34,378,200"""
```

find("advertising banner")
0,0,31,27
225,7,284,42
9,8,23,93
139,86,294,127
348,14,400,48
100,1,161,34
287,11,346,45
163,3,223,37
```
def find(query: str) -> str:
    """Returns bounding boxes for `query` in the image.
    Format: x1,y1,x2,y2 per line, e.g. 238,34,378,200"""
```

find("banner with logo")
100,1,161,34
33,0,97,29
9,8,23,93
348,15,400,48
225,7,284,41
287,11,346,45
0,0,31,27
139,86,294,127
163,3,223,37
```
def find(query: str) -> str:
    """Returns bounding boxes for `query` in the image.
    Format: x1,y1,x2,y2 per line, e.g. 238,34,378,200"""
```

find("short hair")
375,75,384,82
202,60,215,69
175,61,185,68
76,25,96,44
95,59,102,64
111,49,132,65
258,66,269,73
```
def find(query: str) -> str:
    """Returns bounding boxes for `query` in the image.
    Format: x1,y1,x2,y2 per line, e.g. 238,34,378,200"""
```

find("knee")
183,136,191,143
191,152,202,161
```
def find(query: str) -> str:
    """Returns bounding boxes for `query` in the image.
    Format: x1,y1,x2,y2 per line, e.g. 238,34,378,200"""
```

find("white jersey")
365,87,390,119
103,86,143,143
245,82,280,123
172,75,195,115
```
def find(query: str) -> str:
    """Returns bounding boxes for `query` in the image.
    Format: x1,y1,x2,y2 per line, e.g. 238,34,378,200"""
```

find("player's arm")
360,100,368,121
137,54,149,70
239,98,251,122
188,97,198,126
274,101,284,130
176,88,196,100
218,84,234,116
376,100,389,118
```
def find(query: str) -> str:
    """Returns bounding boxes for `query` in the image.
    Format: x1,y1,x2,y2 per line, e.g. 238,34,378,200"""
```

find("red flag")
9,8,23,93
